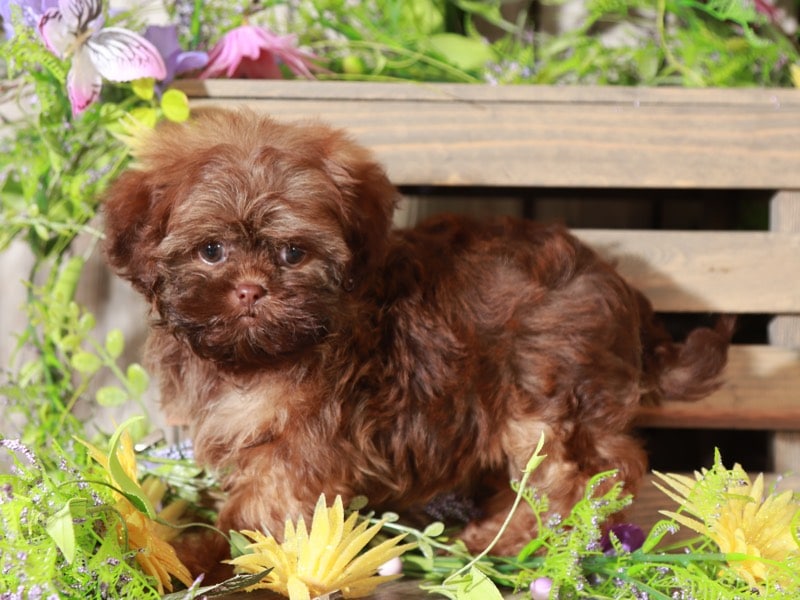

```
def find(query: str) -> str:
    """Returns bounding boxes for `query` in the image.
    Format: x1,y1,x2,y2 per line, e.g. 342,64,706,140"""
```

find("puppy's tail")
641,305,735,404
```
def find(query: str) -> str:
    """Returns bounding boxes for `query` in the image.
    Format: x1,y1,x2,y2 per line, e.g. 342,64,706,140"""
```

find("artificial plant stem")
190,0,204,49
443,433,546,585
656,0,704,86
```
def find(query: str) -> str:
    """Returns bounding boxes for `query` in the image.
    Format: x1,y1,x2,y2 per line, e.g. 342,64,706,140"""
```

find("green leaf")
516,536,545,562
33,223,49,240
341,55,366,75
59,334,83,352
161,569,273,600
524,431,547,473
45,498,88,563
126,363,150,396
427,33,495,72
107,417,156,518
161,89,190,122
419,539,435,559
51,257,85,305
452,0,518,34
423,521,445,537
229,530,253,559
96,385,128,407
456,567,504,600
18,359,43,387
128,106,159,129
642,519,678,553
76,311,96,334
131,78,155,101
104,328,125,359
347,495,369,511
71,351,102,375
400,0,444,35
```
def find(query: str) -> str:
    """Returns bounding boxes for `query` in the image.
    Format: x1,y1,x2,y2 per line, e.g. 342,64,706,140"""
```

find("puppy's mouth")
169,307,327,367
236,310,259,323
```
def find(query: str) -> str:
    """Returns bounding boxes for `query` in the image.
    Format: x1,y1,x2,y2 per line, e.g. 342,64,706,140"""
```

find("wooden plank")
177,79,800,107
179,80,800,189
635,345,800,430
577,229,800,313
768,191,800,472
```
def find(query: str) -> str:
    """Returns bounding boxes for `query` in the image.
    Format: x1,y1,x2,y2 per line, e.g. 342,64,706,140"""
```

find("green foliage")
520,472,633,595
0,438,162,599
397,458,799,599
251,0,799,86
0,8,154,453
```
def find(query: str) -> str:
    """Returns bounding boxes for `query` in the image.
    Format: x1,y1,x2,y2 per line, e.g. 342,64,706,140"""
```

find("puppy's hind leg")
458,417,646,556
458,421,574,556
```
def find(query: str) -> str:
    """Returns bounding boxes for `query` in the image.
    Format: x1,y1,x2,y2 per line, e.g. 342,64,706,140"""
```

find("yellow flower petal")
77,427,193,593
791,64,800,88
657,462,800,591
287,575,312,600
227,495,415,599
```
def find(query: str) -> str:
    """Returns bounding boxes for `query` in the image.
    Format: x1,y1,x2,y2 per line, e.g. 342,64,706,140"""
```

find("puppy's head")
103,108,397,366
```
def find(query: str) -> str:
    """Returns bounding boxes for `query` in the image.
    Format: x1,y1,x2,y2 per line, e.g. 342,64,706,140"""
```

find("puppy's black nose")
234,283,266,308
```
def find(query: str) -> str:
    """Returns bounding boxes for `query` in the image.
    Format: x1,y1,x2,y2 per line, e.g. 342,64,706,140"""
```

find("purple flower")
0,438,37,464
199,24,320,80
143,24,207,87
530,577,552,600
600,523,645,555
1,0,57,38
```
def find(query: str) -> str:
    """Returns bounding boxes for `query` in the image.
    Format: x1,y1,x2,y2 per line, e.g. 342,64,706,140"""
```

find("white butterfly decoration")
38,0,166,116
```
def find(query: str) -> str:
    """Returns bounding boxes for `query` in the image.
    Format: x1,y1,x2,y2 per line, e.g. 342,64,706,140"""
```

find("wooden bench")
178,80,800,473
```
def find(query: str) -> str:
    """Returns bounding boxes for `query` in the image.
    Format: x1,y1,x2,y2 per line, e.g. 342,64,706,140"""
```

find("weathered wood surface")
576,230,800,314
177,80,800,190
178,82,800,433
636,345,800,430
224,473,800,599
769,192,800,472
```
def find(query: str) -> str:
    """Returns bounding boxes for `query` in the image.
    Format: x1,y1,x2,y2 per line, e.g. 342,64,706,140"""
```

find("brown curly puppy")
103,108,731,569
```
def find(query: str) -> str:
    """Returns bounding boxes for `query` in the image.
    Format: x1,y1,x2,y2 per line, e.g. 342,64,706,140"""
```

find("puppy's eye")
279,244,306,267
199,241,226,265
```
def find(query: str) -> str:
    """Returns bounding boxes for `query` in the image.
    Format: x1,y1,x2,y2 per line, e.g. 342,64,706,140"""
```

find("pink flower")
377,556,403,576
200,24,319,80
530,577,552,600
37,0,166,116
754,0,781,23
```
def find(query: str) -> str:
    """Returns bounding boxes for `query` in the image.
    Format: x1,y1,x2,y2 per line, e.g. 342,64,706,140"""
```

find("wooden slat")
636,345,800,430
575,229,800,313
179,81,800,436
179,80,800,189
769,191,800,473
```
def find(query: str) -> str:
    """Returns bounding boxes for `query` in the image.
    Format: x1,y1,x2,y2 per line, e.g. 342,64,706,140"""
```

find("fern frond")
1,17,68,84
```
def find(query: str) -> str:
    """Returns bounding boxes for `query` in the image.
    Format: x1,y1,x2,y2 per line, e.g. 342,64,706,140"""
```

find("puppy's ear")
103,169,171,299
321,131,398,281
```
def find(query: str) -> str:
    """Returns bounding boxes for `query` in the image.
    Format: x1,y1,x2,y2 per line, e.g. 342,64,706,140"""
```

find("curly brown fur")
103,108,732,570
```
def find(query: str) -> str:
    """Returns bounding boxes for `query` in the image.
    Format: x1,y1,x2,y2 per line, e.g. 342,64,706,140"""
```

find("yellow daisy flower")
791,63,800,88
79,429,193,594
654,463,800,590
227,494,416,600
